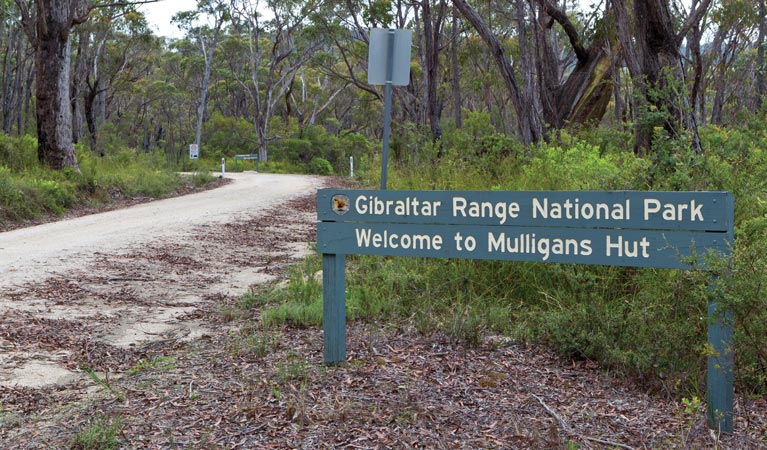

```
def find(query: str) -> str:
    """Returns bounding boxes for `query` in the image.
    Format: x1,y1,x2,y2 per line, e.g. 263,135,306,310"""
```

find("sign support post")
322,253,346,364
380,30,395,190
707,274,734,433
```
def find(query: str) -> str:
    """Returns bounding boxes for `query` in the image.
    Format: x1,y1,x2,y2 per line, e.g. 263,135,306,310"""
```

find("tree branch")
74,0,163,26
675,0,713,46
536,0,589,62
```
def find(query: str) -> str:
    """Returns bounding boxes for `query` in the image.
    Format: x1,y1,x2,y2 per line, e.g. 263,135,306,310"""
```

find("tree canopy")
1,0,764,168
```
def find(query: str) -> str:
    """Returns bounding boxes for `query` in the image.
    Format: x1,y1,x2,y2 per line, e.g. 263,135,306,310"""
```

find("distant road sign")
189,144,199,160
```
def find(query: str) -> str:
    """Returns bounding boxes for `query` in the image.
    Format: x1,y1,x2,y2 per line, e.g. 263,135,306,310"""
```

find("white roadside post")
221,158,226,178
350,156,354,178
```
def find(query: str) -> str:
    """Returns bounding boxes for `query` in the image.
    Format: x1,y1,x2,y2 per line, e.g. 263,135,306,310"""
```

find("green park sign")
317,189,735,432
318,190,732,268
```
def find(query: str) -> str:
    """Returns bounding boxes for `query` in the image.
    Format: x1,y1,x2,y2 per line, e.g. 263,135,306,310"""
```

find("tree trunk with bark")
84,31,107,153
536,0,616,129
2,27,23,134
614,0,708,154
71,27,90,144
421,0,446,156
450,6,462,129
757,0,765,108
30,0,79,170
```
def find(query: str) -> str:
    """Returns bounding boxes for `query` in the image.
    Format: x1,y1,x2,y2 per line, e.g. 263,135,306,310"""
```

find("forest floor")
0,174,765,449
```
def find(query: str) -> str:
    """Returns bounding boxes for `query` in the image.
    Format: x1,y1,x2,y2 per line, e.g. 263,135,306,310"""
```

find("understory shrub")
0,134,203,226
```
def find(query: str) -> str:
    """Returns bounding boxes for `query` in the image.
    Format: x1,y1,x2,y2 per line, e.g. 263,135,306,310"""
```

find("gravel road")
0,172,323,391
0,172,321,289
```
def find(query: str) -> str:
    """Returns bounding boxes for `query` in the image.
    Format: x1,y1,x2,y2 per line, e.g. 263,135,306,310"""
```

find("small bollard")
221,158,226,178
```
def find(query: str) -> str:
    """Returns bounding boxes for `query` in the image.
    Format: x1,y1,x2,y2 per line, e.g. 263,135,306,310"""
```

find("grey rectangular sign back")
368,28,412,86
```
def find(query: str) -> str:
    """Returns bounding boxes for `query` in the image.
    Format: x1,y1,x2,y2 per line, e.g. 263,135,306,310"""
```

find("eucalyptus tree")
312,0,440,137
14,0,160,170
308,1,381,106
451,0,635,144
453,0,541,145
449,6,462,128
230,0,322,162
66,5,156,152
611,0,712,154
703,0,759,125
533,0,618,130
173,0,230,157
96,18,163,151
419,0,448,155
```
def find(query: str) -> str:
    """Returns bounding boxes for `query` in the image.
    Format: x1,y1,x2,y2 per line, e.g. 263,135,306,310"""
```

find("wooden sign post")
317,189,735,432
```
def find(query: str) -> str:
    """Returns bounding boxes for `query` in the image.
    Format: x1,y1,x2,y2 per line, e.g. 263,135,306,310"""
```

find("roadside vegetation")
245,115,767,403
0,134,215,230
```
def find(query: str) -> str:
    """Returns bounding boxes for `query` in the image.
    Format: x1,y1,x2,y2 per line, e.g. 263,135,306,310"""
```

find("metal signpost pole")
380,29,396,190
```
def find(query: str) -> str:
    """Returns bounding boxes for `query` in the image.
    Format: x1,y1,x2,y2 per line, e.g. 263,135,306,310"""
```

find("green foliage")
78,150,181,198
0,167,76,222
275,138,313,164
308,157,333,175
721,217,767,393
0,133,215,228
0,134,37,171
268,123,372,176
203,112,258,158
517,141,649,190
363,0,394,27
260,257,325,328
